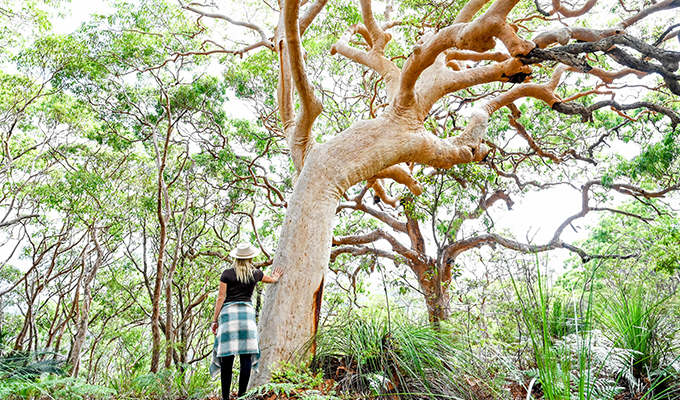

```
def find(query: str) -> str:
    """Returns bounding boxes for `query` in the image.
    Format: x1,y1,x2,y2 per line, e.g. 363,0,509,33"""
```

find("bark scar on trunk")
310,276,324,355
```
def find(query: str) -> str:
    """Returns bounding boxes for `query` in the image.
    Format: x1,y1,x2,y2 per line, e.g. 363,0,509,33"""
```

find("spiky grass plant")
309,308,502,399
0,348,65,379
601,286,679,399
601,286,667,376
511,258,623,400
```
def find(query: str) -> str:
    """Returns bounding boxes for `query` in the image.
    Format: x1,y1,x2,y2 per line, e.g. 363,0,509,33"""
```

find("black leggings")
220,354,252,399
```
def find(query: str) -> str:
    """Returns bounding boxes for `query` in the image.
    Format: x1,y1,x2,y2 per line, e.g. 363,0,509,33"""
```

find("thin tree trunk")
54,287,79,354
150,92,174,372
67,228,104,376
403,198,450,324
150,200,167,373
164,185,190,369
13,303,32,351
44,294,64,350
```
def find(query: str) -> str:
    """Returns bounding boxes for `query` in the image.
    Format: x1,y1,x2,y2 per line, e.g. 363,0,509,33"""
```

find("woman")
210,242,283,399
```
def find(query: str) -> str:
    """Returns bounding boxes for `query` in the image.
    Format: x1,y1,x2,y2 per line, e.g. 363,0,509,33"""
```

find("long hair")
233,258,255,283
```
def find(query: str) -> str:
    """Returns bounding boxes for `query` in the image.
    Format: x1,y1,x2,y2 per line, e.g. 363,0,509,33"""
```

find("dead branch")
653,23,680,47
522,34,680,95
561,243,638,263
553,100,680,129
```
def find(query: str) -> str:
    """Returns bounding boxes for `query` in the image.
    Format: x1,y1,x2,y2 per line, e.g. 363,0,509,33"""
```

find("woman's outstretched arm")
262,267,284,284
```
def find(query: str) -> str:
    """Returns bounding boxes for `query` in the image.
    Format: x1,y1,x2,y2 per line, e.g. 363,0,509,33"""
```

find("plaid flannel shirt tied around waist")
210,301,260,378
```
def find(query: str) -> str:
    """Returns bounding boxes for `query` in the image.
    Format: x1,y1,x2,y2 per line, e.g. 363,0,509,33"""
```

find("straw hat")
229,242,260,259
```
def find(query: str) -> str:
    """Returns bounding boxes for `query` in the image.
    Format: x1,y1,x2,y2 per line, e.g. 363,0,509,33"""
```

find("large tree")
180,0,680,384
177,0,680,384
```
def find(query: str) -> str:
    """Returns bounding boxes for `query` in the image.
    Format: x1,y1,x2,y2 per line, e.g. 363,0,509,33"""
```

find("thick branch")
446,49,510,63
367,179,399,207
283,0,324,171
520,48,593,73
332,229,422,262
368,163,423,197
358,0,387,51
550,0,599,18
483,65,565,114
299,0,329,35
330,245,397,263
396,0,534,110
533,27,624,49
420,58,532,115
411,67,566,171
330,24,401,101
275,22,296,168
553,34,680,71
454,0,493,24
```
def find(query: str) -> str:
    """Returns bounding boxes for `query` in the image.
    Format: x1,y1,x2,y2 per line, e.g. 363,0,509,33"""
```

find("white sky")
52,0,110,34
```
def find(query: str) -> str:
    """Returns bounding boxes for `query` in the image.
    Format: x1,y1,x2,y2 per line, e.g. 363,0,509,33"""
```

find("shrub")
309,308,502,399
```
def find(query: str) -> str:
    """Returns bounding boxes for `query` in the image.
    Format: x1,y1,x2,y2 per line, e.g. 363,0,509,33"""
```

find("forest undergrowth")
2,257,679,400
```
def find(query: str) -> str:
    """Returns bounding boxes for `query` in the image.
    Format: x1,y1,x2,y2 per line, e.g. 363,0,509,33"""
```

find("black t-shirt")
220,268,264,303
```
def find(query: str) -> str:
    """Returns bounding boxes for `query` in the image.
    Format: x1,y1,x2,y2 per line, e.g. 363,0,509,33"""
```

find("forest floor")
202,380,645,400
